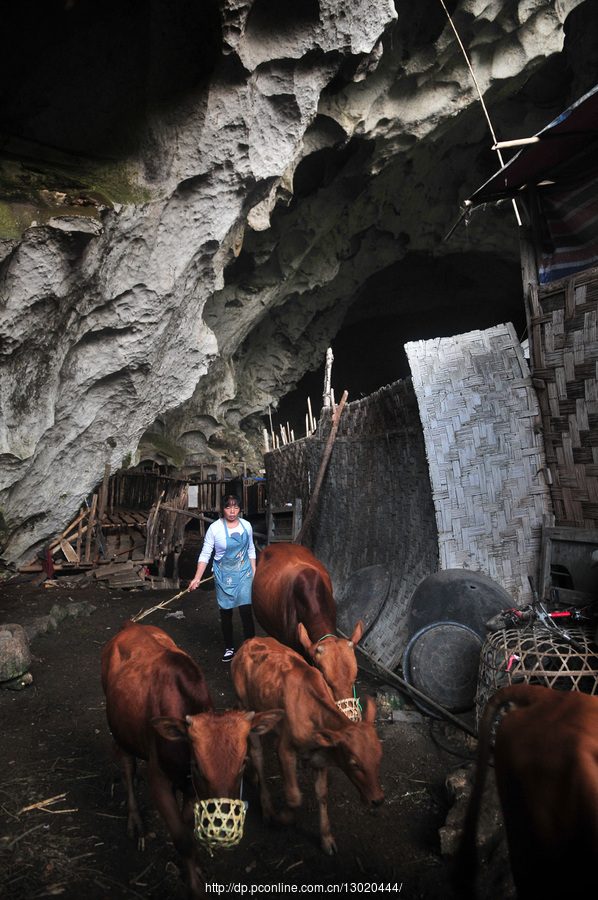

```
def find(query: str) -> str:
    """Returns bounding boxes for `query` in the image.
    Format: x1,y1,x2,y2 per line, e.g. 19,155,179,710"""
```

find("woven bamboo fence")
264,379,439,669
529,265,598,528
405,323,552,605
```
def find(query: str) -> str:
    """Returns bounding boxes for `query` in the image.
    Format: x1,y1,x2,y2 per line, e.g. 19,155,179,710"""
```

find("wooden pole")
322,348,333,408
84,494,98,563
268,406,275,446
294,390,348,544
94,464,111,559
338,628,477,738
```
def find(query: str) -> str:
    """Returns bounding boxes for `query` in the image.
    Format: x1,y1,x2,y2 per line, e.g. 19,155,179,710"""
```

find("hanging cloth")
213,522,253,609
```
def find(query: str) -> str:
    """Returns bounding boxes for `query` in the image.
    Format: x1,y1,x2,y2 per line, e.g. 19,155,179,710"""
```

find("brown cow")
101,621,282,899
251,542,363,712
455,683,598,900
231,636,384,854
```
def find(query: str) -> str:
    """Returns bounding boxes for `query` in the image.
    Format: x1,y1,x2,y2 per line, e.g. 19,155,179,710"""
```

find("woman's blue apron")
213,522,253,609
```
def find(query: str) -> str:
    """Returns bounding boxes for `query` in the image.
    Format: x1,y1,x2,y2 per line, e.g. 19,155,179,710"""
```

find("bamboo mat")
530,267,598,528
406,323,552,605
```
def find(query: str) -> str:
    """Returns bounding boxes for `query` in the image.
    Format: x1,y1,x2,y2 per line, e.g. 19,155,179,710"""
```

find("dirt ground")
0,565,487,900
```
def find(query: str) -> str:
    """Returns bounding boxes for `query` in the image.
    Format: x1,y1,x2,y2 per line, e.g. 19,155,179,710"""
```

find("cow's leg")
277,733,301,824
247,732,275,823
119,750,145,850
313,766,337,855
147,768,204,900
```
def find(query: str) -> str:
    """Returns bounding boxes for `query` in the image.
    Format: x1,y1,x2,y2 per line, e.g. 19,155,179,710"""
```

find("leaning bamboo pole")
294,390,348,544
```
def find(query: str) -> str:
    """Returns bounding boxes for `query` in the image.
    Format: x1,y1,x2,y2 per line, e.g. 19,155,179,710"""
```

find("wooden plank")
59,539,79,563
93,560,137,579
48,509,88,551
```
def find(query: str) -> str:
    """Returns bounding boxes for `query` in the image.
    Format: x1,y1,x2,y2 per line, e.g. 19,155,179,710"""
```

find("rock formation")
1,0,597,567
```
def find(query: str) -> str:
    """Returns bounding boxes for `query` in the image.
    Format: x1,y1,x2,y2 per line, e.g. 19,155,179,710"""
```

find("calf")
251,542,363,713
455,683,598,899
101,621,282,898
231,636,384,854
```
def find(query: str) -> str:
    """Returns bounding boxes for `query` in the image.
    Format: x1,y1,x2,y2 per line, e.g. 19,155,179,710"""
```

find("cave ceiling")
1,0,598,566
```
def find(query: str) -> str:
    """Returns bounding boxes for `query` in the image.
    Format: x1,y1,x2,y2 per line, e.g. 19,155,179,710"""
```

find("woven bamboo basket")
475,624,598,727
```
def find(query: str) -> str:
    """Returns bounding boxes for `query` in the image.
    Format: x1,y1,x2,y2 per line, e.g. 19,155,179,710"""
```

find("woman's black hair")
220,493,241,513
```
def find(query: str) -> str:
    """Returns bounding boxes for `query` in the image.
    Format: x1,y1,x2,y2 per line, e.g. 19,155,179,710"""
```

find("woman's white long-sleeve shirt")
198,517,256,564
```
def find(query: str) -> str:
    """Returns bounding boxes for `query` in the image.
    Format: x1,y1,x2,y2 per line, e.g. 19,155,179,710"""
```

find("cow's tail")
451,685,525,899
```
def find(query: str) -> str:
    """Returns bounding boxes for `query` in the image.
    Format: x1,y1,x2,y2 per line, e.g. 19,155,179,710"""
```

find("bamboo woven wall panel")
406,324,552,605
264,380,439,669
530,266,598,528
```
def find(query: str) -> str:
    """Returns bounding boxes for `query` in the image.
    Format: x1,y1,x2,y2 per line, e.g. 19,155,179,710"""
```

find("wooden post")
268,406,275,447
323,347,333,408
84,494,98,563
95,464,111,559
294,390,348,544
76,509,84,560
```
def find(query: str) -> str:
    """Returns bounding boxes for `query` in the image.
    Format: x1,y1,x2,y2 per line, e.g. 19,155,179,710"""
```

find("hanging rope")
439,0,522,227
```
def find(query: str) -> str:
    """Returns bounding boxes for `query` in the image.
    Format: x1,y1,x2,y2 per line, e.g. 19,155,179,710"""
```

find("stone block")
0,623,32,682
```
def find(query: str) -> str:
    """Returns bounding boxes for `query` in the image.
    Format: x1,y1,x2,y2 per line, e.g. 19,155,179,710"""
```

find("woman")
188,493,256,662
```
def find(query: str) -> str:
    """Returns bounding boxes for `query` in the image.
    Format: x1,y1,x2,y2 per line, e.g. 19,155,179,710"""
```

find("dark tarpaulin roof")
467,84,598,207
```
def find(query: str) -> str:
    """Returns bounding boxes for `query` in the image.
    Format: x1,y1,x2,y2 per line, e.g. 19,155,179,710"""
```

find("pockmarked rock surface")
0,0,595,567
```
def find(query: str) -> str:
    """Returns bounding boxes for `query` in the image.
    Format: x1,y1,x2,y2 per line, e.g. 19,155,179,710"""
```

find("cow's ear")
298,622,313,654
151,716,189,741
249,709,285,735
361,696,376,724
348,620,364,647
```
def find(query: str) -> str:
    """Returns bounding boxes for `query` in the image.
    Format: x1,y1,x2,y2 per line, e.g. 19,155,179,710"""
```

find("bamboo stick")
18,793,67,815
132,579,213,622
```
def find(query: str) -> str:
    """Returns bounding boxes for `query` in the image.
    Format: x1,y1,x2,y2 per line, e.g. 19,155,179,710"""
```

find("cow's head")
298,620,364,710
152,708,284,847
310,696,384,807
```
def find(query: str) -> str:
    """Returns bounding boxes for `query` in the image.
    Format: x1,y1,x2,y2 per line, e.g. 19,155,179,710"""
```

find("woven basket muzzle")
335,696,362,721
193,798,247,850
